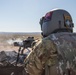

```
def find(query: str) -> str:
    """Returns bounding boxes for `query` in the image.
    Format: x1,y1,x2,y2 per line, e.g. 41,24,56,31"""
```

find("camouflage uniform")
25,32,76,75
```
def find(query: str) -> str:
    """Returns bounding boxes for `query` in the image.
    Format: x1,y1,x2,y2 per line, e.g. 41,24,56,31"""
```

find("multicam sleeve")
25,39,57,75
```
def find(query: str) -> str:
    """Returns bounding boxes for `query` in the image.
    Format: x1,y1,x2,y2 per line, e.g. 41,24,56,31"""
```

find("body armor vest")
46,32,76,75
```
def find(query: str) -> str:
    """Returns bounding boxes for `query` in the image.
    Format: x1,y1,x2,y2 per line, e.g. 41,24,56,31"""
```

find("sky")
0,0,76,32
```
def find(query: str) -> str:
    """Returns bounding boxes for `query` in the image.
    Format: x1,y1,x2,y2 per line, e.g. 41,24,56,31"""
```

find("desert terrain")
0,32,41,52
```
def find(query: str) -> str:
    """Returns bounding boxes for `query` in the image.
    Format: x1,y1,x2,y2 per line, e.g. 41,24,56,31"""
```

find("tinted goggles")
39,11,53,30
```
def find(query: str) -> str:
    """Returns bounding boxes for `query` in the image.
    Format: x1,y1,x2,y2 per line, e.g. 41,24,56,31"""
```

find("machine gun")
14,37,36,65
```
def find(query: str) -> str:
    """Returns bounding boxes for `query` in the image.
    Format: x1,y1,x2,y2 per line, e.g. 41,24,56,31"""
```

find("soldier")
24,9,76,75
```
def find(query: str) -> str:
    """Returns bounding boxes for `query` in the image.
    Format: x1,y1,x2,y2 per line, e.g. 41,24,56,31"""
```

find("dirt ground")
0,32,41,52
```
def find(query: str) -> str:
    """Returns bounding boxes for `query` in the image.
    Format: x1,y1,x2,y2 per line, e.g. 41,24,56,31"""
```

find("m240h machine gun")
14,37,36,65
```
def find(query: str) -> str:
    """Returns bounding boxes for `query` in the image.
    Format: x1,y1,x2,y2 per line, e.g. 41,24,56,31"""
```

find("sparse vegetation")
0,32,41,51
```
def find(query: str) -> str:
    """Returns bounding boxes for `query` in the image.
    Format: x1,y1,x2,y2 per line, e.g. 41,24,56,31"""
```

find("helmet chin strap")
41,32,47,37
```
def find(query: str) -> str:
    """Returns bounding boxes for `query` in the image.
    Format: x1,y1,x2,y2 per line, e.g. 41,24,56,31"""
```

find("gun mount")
14,37,36,65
